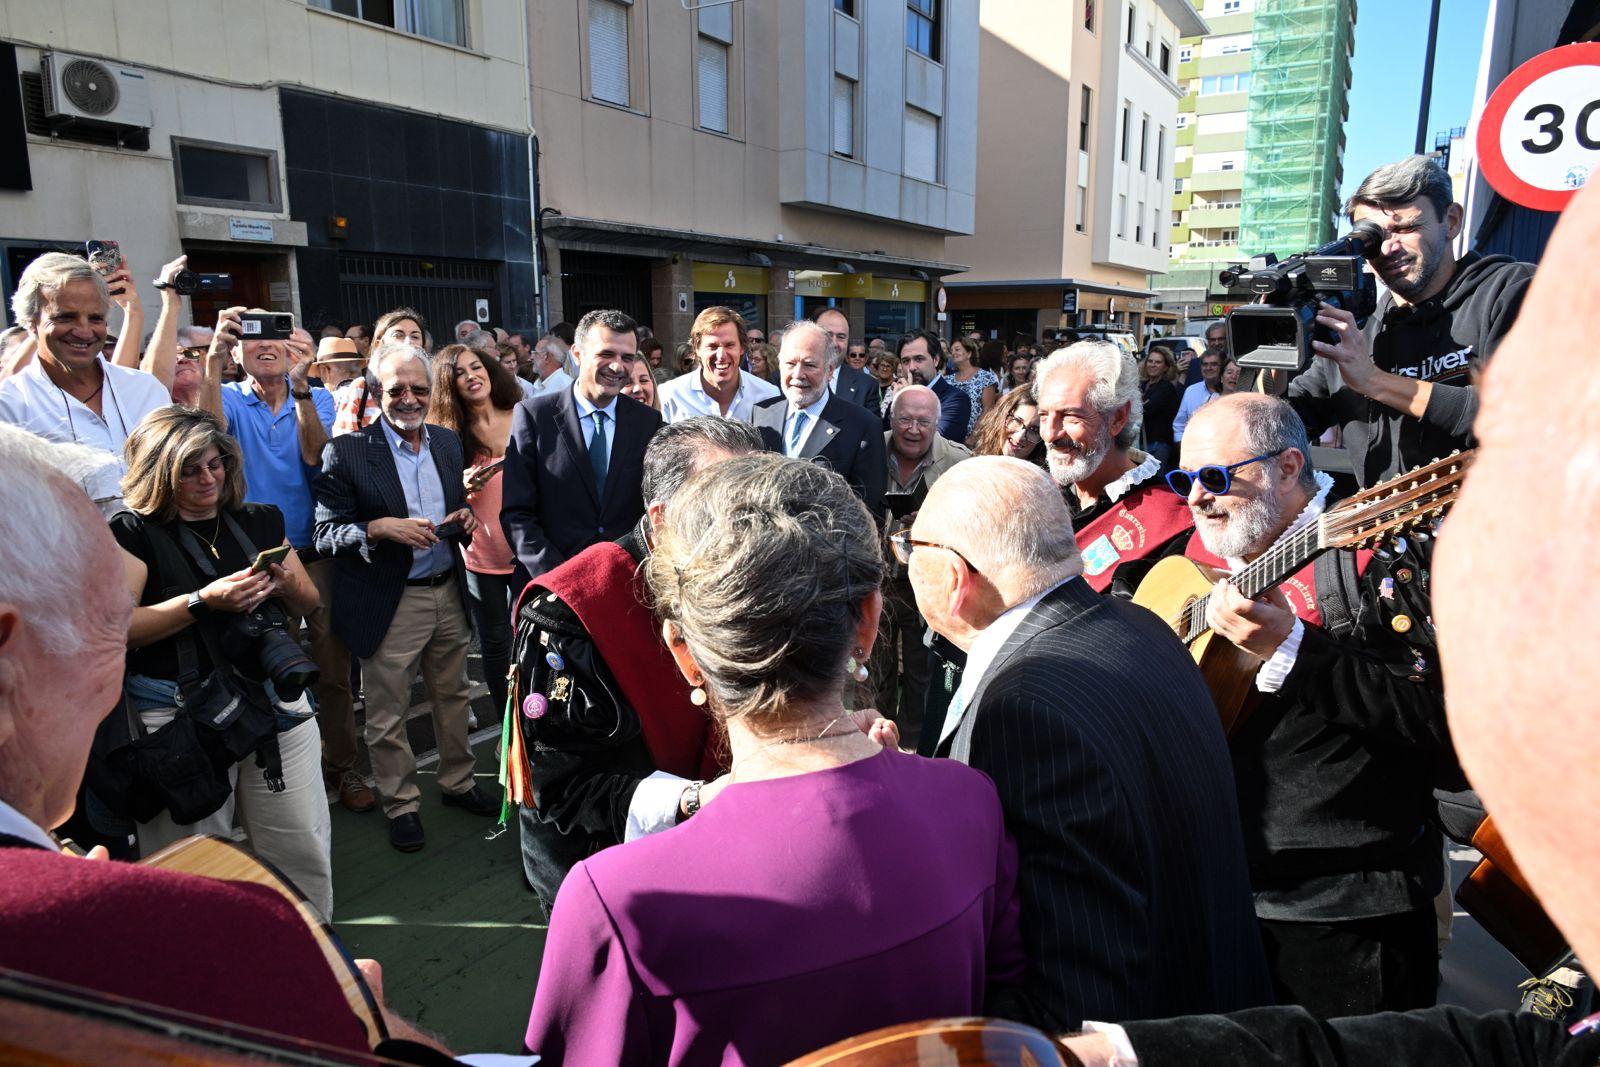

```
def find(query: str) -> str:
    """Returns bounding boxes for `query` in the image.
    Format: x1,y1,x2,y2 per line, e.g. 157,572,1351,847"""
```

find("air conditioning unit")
41,51,152,131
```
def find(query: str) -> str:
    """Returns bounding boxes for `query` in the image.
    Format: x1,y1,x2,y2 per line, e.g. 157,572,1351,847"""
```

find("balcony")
1188,204,1241,228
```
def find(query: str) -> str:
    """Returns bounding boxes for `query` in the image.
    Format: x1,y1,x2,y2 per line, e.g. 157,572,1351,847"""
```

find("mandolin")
1131,450,1473,736
1455,815,1568,977
784,1017,1075,1067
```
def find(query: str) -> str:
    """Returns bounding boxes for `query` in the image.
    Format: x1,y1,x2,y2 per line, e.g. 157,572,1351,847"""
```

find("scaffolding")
1239,0,1357,257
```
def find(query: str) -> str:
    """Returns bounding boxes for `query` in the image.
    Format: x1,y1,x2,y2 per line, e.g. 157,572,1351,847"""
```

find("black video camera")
165,269,233,296
1219,220,1384,372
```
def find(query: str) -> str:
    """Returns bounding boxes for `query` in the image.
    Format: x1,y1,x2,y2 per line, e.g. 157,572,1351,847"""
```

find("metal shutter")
697,36,729,133
832,76,854,156
588,0,630,106
904,107,938,182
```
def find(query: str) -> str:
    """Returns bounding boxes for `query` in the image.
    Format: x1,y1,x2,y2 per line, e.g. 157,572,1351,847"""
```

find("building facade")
943,0,1205,349
1157,0,1354,328
0,0,535,337
530,0,979,346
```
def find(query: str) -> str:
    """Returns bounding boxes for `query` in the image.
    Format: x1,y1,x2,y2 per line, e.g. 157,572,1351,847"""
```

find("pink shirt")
464,463,515,574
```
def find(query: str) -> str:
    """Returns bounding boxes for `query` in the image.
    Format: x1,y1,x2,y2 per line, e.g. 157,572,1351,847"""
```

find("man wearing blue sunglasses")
1172,393,1458,1020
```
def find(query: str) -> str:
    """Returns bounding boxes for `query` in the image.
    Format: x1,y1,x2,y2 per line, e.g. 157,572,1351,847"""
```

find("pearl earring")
850,649,870,683
690,684,708,707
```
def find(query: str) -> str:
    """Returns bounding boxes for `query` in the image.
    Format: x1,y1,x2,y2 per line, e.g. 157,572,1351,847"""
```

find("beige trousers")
359,576,478,818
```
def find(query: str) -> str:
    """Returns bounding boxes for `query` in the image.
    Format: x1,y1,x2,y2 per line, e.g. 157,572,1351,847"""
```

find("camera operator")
108,407,332,920
1279,155,1534,488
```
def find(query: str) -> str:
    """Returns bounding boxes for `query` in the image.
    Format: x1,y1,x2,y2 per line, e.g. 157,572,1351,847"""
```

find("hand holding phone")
250,544,293,575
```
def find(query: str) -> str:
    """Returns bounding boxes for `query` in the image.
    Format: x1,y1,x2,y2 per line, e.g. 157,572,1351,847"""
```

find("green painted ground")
328,741,547,1056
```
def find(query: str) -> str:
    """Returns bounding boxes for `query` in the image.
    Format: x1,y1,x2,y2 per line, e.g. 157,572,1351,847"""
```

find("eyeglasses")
179,456,232,481
888,532,982,574
1004,416,1041,441
384,384,431,399
1165,450,1283,498
891,416,935,430
180,346,209,359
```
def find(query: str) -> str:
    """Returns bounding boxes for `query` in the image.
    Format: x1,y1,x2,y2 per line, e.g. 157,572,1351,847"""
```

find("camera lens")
256,628,319,701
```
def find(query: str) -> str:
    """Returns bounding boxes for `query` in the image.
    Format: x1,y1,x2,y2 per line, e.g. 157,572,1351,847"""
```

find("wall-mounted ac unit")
41,51,152,132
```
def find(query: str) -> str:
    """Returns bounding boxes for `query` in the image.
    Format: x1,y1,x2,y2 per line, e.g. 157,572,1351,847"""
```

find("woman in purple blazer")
525,453,1026,1065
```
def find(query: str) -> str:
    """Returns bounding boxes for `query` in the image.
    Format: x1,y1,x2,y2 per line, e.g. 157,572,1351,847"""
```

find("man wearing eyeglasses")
312,342,496,852
1172,392,1456,1018
870,385,970,748
1036,340,1193,596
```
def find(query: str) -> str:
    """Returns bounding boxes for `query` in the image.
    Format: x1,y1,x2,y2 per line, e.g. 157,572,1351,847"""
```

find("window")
1179,44,1193,63
1126,4,1136,45
172,139,280,211
588,0,631,106
1220,159,1236,171
1175,113,1188,129
1152,208,1162,246
834,0,856,13
1175,176,1185,192
1075,185,1088,233
1155,127,1165,179
1220,228,1239,243
1079,85,1093,150
1135,199,1144,243
697,34,729,133
1222,0,1241,11
907,0,940,61
1160,42,1171,73
1199,72,1251,95
1220,39,1252,54
904,107,940,183
1119,102,1131,161
1139,115,1149,171
310,0,467,47
1117,194,1128,238
1085,0,1096,32
832,75,856,157
1145,23,1154,58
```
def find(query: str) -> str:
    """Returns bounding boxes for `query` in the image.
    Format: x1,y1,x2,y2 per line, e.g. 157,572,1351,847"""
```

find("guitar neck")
1183,519,1324,640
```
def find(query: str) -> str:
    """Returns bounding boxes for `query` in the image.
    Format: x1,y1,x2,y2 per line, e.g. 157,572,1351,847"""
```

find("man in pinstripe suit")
904,456,1272,1030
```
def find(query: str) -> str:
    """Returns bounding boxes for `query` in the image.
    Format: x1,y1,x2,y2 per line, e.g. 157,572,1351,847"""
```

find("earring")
690,683,708,707
850,649,870,683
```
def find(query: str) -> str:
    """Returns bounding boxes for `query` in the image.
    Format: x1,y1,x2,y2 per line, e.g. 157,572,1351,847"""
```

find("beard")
1192,490,1283,560
1046,421,1112,489
1380,228,1452,302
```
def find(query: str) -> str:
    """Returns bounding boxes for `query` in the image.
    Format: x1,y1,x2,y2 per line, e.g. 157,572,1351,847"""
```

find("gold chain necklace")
188,515,223,559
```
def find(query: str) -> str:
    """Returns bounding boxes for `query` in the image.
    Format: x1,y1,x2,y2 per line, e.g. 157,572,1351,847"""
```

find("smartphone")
434,520,465,541
85,240,122,276
239,312,295,341
250,544,292,574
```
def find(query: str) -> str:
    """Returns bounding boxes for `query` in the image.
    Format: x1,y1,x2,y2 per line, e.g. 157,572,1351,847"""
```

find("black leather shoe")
441,783,499,817
388,812,424,852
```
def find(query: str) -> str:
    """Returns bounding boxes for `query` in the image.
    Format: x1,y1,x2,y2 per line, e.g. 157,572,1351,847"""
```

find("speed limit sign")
1477,43,1600,212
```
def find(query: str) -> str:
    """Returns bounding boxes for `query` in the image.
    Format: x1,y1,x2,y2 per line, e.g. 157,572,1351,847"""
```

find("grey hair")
889,383,939,417
777,319,830,359
926,456,1082,598
1236,396,1318,492
1344,154,1453,221
0,425,123,654
1035,339,1143,448
175,324,213,348
462,329,496,352
574,309,638,350
641,416,763,507
644,453,884,727
0,325,27,358
370,341,431,380
11,253,109,328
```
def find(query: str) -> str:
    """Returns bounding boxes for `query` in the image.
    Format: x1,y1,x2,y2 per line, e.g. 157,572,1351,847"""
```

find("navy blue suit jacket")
930,376,973,441
752,392,886,521
499,386,661,581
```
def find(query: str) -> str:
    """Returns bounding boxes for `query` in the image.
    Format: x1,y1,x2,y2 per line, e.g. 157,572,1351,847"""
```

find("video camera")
1219,220,1384,372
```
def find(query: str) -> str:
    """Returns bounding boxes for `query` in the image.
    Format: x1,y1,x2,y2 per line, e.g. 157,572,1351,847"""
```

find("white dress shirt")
1171,379,1220,441
378,417,453,578
658,368,779,424
938,576,1073,746
529,366,572,398
784,391,831,456
0,796,58,851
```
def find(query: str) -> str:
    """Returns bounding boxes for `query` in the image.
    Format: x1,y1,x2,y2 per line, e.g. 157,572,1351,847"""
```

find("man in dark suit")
501,308,662,580
313,342,498,853
905,455,1272,1030
895,328,971,441
752,319,885,519
815,307,880,410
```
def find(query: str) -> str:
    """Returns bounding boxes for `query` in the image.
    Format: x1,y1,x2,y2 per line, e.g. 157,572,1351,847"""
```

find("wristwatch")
678,780,704,823
291,389,313,400
186,590,211,619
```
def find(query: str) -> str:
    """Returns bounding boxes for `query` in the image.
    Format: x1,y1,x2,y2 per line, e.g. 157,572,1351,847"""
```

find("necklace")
187,515,223,559
729,716,862,778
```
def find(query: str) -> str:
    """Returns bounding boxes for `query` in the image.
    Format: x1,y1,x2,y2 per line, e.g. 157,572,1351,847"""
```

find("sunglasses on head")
1165,450,1283,498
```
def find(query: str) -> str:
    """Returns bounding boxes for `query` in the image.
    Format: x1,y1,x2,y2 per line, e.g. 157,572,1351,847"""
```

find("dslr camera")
218,600,319,701
1219,220,1384,372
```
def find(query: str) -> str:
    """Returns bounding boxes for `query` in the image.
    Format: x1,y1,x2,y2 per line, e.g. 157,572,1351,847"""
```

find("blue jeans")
465,569,516,720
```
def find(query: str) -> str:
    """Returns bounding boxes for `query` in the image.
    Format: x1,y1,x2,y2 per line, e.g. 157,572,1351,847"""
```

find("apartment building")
943,0,1205,347
1157,0,1355,327
530,0,979,344
0,0,536,335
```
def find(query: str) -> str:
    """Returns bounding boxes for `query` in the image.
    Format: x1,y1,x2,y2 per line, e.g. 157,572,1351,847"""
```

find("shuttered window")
832,76,855,157
697,35,729,133
588,0,630,107
904,107,939,182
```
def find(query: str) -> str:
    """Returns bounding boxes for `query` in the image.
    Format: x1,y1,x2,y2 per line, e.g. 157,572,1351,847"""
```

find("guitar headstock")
1321,450,1474,552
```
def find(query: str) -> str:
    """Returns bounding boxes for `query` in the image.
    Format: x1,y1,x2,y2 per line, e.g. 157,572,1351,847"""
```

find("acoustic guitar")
1132,450,1473,736
141,835,389,1048
1455,815,1568,976
784,1017,1075,1067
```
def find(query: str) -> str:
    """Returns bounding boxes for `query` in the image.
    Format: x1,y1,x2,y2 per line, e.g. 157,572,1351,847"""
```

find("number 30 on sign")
1478,43,1600,212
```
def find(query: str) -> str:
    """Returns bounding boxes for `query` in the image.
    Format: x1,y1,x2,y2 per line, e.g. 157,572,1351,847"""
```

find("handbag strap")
141,522,213,688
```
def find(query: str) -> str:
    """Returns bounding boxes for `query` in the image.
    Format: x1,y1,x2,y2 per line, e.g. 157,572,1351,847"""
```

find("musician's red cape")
1183,536,1373,627
1075,483,1195,593
526,542,722,780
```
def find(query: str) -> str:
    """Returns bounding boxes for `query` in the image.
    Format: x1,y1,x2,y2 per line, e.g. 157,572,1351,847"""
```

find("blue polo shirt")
221,381,335,548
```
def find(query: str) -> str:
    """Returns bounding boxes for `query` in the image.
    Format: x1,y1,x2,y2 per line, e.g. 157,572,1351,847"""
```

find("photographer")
1281,155,1534,488
109,407,331,919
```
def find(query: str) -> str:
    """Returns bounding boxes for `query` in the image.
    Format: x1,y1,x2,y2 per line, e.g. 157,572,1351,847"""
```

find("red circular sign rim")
1477,42,1600,212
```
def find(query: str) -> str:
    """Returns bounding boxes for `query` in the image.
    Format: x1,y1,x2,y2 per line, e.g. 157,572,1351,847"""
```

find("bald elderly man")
904,456,1270,1030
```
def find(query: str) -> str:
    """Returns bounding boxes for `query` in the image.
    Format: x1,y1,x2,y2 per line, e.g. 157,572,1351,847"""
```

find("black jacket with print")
1288,251,1534,488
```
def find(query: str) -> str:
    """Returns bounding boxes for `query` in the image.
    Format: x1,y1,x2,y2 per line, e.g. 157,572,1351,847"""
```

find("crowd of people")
3,152,1595,1067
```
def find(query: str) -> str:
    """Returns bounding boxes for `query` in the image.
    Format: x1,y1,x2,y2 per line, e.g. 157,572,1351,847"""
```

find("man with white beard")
1171,393,1459,1020
1035,340,1193,596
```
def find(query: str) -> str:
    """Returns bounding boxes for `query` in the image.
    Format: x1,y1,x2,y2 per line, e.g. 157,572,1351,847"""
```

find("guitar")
141,835,389,1048
1455,815,1568,976
1132,450,1473,736
784,1017,1074,1067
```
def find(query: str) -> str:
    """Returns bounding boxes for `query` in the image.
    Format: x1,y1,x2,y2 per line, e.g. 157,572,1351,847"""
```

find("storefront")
692,263,771,332
864,276,927,341
793,269,870,320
